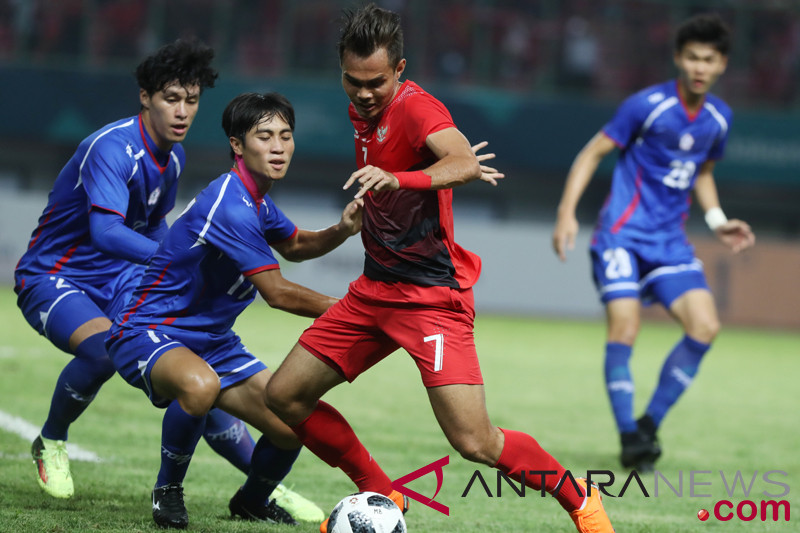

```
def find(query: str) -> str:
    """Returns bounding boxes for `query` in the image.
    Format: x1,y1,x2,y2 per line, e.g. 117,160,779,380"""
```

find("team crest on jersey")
679,133,695,151
376,125,388,143
148,187,161,206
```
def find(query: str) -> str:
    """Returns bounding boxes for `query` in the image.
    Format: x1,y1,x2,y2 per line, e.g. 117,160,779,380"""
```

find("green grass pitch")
0,286,797,532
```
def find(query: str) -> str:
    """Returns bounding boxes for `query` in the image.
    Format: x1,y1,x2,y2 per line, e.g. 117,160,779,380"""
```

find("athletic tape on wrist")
705,207,728,231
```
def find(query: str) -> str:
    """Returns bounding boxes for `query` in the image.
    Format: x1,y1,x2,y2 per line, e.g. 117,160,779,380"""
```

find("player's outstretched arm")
693,162,756,253
271,199,363,262
248,269,338,318
552,132,616,261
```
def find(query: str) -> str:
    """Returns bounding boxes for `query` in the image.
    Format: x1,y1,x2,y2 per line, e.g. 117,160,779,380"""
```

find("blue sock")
239,436,301,507
605,342,636,433
203,408,256,474
646,335,710,426
156,400,206,488
41,332,116,441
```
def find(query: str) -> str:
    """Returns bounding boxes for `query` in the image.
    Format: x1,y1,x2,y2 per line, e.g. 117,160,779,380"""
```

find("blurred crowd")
1,0,799,108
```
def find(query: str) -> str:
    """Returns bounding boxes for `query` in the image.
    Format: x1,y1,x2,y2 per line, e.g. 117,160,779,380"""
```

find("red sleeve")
403,93,456,150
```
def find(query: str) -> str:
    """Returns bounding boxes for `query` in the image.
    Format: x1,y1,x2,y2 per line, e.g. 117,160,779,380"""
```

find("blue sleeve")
202,191,281,276
89,209,159,264
81,135,135,217
602,92,650,149
261,195,297,244
144,218,169,243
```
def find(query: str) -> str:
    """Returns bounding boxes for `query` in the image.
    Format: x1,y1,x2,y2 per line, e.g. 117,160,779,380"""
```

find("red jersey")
349,80,481,289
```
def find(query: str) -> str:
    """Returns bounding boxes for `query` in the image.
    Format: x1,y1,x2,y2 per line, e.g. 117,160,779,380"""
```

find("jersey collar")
138,114,171,173
231,155,263,210
675,79,704,122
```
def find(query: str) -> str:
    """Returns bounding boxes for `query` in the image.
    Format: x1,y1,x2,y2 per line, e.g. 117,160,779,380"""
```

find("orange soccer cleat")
569,478,615,533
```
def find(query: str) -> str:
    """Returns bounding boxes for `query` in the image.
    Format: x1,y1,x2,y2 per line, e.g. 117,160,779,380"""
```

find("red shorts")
299,275,483,387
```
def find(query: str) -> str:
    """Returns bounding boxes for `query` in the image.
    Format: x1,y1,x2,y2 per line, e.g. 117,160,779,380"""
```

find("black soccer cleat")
620,415,662,472
152,483,189,529
229,487,299,526
636,414,662,465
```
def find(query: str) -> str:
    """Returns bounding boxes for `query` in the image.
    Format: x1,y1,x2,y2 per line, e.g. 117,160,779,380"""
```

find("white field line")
0,409,102,462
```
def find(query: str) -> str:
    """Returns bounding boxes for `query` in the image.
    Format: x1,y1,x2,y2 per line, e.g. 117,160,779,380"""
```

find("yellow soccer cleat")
569,478,615,533
272,483,325,523
31,435,74,499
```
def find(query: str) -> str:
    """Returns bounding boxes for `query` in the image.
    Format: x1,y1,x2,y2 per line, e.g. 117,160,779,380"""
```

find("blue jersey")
15,115,182,288
597,80,732,241
111,167,297,337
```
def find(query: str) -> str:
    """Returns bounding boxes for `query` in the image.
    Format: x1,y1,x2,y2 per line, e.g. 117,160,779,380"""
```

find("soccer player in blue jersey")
106,91,364,529
552,13,755,471
14,40,322,521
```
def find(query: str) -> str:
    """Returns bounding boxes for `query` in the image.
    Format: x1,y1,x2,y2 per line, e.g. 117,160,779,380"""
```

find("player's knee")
178,374,220,417
607,320,640,345
451,433,496,466
263,380,296,421
687,316,720,344
93,355,117,383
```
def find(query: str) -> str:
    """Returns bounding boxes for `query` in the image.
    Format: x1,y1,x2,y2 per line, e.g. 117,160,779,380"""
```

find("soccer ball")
328,491,407,533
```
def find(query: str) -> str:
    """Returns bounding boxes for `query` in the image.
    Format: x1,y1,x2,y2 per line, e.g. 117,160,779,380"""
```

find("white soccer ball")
328,491,407,533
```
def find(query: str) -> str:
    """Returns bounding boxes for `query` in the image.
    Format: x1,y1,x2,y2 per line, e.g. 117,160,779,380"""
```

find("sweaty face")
140,81,201,151
233,113,295,183
341,47,405,121
674,42,728,99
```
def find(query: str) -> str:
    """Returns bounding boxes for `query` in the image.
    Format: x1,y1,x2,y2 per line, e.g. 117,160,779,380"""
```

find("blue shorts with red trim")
15,268,141,353
107,326,266,407
589,230,710,308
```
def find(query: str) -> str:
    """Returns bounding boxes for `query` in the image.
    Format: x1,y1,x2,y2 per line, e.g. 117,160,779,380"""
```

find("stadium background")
0,0,798,327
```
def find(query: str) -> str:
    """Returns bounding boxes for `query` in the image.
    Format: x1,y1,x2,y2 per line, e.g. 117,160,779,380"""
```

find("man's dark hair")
222,92,295,160
136,38,218,95
338,2,403,67
675,13,731,55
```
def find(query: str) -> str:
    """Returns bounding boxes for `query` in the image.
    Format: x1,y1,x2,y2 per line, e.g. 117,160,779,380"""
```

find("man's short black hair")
136,38,218,95
338,2,403,67
675,13,732,56
222,92,295,160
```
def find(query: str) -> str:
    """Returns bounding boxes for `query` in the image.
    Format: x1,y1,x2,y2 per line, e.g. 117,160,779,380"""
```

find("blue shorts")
107,326,266,407
589,231,710,308
15,268,142,353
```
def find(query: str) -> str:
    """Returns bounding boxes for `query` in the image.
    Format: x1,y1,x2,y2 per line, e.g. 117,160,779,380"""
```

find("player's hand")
343,165,399,199
471,141,505,186
339,198,364,235
552,213,579,262
715,219,755,253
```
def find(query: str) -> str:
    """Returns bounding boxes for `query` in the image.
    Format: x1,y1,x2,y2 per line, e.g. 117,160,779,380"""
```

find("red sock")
494,428,585,512
291,401,393,495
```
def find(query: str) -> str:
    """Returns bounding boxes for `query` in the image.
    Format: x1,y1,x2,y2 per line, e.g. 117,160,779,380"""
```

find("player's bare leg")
427,383,613,531
266,343,405,531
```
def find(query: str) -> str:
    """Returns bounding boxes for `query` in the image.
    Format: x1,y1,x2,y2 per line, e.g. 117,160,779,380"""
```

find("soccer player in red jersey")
265,4,614,532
